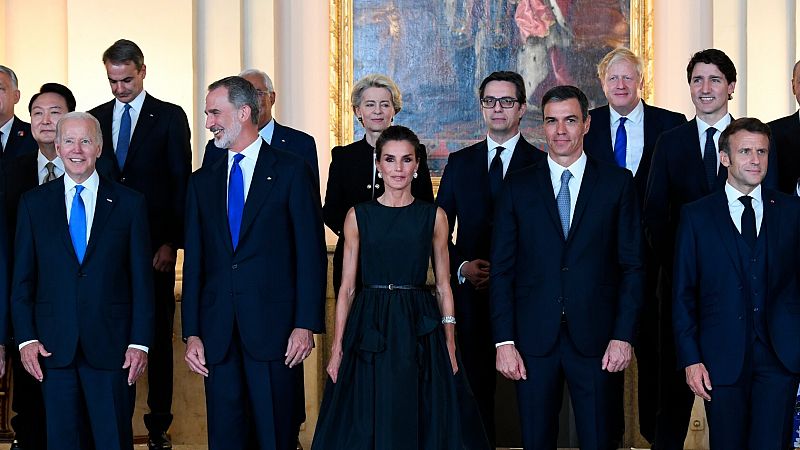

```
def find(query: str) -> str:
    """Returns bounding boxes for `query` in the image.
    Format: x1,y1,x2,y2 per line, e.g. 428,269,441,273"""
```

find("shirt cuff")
495,341,515,348
795,180,800,196
19,340,38,350
457,261,468,284
128,344,149,353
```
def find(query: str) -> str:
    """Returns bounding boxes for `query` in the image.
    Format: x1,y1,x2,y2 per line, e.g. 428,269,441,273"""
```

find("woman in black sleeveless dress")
312,126,489,449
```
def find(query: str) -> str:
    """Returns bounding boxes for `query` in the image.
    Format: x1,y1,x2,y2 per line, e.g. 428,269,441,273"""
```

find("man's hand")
496,344,527,380
685,363,712,401
20,341,51,382
122,348,148,385
285,328,314,368
462,259,491,290
184,336,209,377
601,339,632,372
152,244,177,272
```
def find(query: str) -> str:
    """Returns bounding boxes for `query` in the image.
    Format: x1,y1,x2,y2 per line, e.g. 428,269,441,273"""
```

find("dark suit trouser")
144,269,175,435
516,324,620,450
10,345,47,450
41,350,135,450
704,337,798,450
205,327,299,450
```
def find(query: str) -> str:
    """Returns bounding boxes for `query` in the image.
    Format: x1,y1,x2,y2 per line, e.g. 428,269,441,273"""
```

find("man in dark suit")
87,39,191,450
3,82,76,450
0,65,37,159
673,117,800,449
492,85,644,450
11,112,154,450
182,76,326,450
436,70,543,446
643,48,777,449
767,60,800,195
584,47,686,447
201,69,319,182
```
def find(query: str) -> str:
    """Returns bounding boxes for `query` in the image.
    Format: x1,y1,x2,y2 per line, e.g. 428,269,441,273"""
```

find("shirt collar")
228,137,263,164
487,132,521,152
37,150,64,172
63,170,100,194
725,181,762,206
115,90,147,112
259,118,276,144
547,151,588,180
609,100,644,125
697,114,732,137
0,116,14,138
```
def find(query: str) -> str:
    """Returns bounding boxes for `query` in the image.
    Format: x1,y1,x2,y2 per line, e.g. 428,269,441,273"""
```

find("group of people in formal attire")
0,36,798,450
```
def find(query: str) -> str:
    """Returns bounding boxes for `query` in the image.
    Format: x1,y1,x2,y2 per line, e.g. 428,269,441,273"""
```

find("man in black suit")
768,60,800,195
88,39,191,450
492,85,644,450
202,69,319,182
182,76,326,450
584,47,686,447
436,70,543,446
11,112,154,450
0,65,37,159
3,82,76,450
644,48,777,449
673,118,800,449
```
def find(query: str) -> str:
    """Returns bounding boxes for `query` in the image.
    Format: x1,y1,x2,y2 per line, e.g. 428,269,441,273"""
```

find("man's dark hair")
208,76,260,126
719,117,771,155
686,49,737,84
375,125,425,161
102,39,145,70
541,85,589,120
28,83,77,113
478,71,527,104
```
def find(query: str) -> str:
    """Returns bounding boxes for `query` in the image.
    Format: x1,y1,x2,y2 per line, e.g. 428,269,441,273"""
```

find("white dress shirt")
259,118,276,145
226,137,263,204
0,116,14,150
697,114,732,174
37,151,64,185
112,90,147,153
609,100,644,175
725,182,763,235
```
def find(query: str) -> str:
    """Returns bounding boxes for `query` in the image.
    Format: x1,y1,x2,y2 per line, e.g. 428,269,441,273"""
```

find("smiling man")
491,85,643,450
88,39,191,450
673,118,800,450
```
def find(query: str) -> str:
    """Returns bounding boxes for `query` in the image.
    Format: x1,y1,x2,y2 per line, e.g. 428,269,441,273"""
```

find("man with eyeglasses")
436,70,543,447
201,69,319,184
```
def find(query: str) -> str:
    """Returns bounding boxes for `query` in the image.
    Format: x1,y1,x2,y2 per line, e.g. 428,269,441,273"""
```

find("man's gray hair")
239,69,274,94
0,65,19,89
56,112,104,149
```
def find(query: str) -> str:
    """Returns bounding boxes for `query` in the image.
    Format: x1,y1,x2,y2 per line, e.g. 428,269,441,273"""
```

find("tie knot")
619,117,628,126
561,169,573,184
45,161,55,171
495,146,505,155
739,195,753,208
706,127,717,139
123,103,131,112
233,153,245,165
75,185,85,195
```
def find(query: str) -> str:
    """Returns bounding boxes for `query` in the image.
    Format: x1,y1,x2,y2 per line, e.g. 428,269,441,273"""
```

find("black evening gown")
312,200,490,450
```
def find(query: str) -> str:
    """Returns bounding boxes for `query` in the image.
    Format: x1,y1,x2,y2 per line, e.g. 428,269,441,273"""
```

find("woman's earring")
377,172,383,179
413,172,418,179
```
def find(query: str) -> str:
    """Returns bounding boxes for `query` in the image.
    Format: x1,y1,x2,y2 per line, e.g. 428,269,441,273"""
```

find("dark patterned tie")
43,162,57,184
489,146,505,199
739,195,756,248
557,170,573,239
703,127,718,190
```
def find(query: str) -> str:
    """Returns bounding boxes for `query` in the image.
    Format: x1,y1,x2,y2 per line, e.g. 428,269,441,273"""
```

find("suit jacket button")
367,184,371,189
120,177,127,183
231,264,238,270
561,267,569,272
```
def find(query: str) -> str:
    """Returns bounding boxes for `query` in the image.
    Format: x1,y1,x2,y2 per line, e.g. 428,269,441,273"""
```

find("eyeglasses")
481,96,520,109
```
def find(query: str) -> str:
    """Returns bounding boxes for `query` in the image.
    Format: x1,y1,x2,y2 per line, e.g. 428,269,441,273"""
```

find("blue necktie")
69,185,87,263
703,127,718,190
228,153,245,249
614,117,627,168
117,103,132,169
557,170,573,239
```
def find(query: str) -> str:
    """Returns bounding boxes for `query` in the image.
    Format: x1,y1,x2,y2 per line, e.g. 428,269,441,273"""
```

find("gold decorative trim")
329,0,353,149
630,0,655,104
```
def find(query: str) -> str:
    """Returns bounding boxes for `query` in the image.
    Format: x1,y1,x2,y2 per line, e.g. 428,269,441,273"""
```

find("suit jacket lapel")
710,191,745,281
507,137,539,172
472,140,490,195
84,179,116,262
534,162,563,239
210,155,234,254
763,190,780,289
569,157,599,241
238,143,277,246
271,122,288,147
46,179,77,260
126,95,158,165
596,106,614,160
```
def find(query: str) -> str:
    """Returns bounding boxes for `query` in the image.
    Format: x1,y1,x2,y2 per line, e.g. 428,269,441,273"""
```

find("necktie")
0,130,4,154
489,146,505,199
43,162,57,184
69,185,87,263
228,153,245,250
557,170,573,239
614,117,628,168
116,103,132,169
739,195,756,248
703,127,718,190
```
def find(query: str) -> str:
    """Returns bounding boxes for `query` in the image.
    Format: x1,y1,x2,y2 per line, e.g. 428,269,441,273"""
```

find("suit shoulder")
331,140,366,158
658,120,695,143
87,99,115,116
588,105,610,118
505,158,545,183
280,124,315,142
448,140,485,161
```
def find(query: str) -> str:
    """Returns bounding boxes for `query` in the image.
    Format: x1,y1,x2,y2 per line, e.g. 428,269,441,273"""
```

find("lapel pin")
770,199,775,204
106,198,113,202
17,130,24,137
281,139,286,143
267,176,272,181
367,184,371,189
149,113,154,117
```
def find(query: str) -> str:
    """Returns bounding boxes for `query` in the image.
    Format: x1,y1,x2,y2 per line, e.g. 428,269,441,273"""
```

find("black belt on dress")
363,284,428,291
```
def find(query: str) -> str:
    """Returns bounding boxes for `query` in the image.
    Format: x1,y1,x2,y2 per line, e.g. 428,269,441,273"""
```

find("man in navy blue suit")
11,112,154,450
768,60,800,195
491,85,644,450
182,76,326,450
583,47,686,447
673,117,800,449
0,65,37,159
201,69,319,183
436,71,543,446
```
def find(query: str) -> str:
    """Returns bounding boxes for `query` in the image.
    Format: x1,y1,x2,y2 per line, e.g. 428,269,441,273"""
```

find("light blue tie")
228,153,245,249
116,103,132,169
614,117,627,168
557,170,573,239
69,185,87,263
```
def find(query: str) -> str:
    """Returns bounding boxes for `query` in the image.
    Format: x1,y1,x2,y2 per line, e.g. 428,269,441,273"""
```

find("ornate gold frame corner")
631,0,655,104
